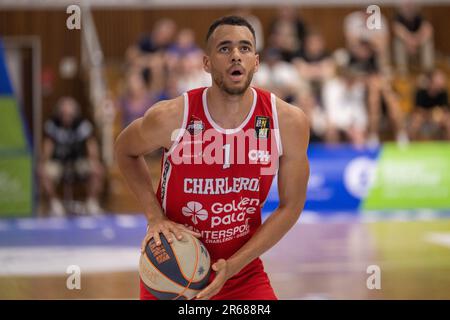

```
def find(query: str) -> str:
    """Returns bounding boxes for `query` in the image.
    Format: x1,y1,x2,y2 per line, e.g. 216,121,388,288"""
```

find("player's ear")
254,53,260,73
203,54,211,74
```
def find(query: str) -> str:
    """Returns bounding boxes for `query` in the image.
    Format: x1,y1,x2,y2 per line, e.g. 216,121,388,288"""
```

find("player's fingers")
197,268,226,300
168,225,185,241
153,231,162,246
212,259,227,272
197,266,227,299
160,226,174,244
196,282,220,300
196,289,211,300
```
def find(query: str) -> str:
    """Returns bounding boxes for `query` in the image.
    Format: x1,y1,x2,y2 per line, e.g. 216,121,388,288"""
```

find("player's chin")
224,79,250,95
223,85,247,95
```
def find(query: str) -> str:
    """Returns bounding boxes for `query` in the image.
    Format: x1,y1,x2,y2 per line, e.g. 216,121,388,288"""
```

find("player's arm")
114,97,200,248
197,98,310,299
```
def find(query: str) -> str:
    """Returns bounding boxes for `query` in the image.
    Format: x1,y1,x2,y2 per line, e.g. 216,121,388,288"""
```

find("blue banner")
264,144,380,213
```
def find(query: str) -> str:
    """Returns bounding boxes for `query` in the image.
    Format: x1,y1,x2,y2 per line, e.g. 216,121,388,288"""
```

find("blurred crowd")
39,1,450,216
115,2,449,148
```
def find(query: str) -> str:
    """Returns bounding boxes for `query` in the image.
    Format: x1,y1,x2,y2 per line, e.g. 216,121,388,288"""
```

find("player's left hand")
195,259,230,300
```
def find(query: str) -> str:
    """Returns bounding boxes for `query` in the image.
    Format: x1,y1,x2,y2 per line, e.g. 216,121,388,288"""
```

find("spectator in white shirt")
322,68,368,147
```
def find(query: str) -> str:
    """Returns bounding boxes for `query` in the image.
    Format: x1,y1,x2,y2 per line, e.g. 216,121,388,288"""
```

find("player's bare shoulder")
140,95,185,150
275,96,310,155
115,95,185,157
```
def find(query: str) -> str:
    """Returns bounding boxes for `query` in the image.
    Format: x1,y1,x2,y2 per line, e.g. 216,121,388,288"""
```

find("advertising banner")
0,153,32,216
364,143,450,210
265,144,380,212
0,40,33,217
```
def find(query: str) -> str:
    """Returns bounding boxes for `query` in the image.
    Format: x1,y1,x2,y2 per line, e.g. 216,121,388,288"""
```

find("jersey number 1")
223,144,230,169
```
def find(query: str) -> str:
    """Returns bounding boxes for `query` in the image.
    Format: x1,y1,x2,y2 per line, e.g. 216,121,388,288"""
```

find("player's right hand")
141,217,202,253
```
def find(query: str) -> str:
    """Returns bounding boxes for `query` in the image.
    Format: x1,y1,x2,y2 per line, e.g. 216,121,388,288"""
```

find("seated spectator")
294,31,335,82
268,6,306,62
38,97,105,216
124,20,176,96
166,28,202,72
347,40,379,75
126,18,177,70
253,48,302,103
409,70,450,140
296,85,328,143
344,8,390,73
293,31,335,101
322,68,368,147
173,50,211,93
157,73,182,101
393,0,434,74
118,68,159,128
347,40,408,146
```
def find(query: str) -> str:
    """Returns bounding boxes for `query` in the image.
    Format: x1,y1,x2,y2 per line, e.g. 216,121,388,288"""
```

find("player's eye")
219,47,229,53
241,46,251,52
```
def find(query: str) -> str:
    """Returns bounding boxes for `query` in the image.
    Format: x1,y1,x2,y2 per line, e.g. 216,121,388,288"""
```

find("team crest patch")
255,116,270,139
187,116,204,135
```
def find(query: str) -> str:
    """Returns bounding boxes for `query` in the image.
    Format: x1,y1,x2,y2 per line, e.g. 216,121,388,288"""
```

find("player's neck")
207,85,253,122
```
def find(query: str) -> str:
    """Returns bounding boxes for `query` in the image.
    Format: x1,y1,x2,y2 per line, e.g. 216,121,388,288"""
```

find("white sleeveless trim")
202,87,257,135
166,92,189,156
270,93,283,157
160,93,188,212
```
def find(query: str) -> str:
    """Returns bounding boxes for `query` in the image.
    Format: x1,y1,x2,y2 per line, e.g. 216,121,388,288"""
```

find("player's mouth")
228,66,245,82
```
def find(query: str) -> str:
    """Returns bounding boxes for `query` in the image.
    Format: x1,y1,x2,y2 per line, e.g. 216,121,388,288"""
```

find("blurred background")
1,0,450,299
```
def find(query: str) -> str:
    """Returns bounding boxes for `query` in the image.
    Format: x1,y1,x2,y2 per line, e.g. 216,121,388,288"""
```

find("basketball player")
115,16,310,300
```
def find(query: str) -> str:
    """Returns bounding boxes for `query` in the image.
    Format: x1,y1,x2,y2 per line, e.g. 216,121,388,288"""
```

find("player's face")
204,25,259,96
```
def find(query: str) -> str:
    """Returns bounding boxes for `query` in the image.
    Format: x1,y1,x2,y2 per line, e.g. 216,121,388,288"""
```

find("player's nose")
230,47,242,63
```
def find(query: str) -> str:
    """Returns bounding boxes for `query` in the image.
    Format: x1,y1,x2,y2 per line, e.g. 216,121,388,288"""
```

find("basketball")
139,232,211,300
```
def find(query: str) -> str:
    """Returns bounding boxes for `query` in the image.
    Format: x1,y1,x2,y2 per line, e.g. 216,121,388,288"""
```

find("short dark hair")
205,15,256,44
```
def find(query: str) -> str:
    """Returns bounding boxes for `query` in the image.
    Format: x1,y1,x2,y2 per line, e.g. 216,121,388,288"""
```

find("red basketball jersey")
155,86,283,267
